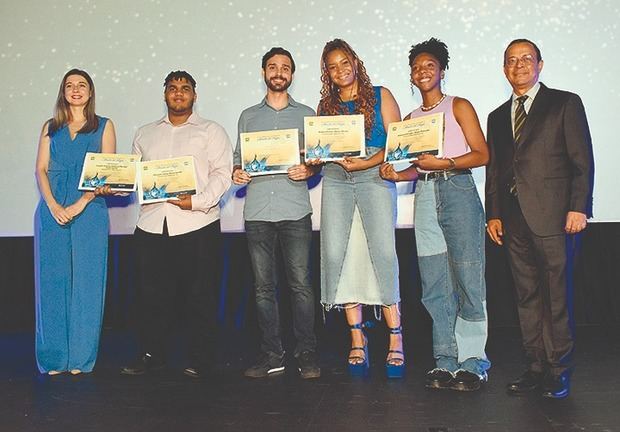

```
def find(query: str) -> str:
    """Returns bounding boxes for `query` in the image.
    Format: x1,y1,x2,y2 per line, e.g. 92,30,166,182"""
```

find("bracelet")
446,157,456,169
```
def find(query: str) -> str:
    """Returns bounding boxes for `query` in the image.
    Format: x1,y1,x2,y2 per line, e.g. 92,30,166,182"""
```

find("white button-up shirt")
132,112,233,236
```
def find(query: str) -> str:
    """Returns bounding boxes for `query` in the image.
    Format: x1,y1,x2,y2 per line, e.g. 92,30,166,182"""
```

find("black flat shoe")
120,353,166,376
507,370,543,394
542,373,570,399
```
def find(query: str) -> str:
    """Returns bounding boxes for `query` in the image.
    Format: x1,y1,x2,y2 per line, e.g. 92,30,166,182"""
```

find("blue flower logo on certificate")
386,143,412,161
245,154,269,173
144,182,169,200
306,140,332,159
82,172,108,188
240,128,301,177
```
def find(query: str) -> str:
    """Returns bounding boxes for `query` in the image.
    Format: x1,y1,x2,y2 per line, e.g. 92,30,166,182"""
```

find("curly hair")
164,70,196,89
408,37,450,71
318,39,376,139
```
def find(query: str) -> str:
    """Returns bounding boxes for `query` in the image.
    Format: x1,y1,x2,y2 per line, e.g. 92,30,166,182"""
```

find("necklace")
421,94,446,112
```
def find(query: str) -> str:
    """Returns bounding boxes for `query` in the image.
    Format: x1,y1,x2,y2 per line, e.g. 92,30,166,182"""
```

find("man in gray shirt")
232,47,319,379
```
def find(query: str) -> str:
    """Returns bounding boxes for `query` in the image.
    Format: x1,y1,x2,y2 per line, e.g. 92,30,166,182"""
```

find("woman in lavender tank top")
381,38,491,391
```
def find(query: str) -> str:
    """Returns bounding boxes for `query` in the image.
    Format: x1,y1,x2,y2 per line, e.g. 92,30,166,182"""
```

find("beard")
265,76,291,92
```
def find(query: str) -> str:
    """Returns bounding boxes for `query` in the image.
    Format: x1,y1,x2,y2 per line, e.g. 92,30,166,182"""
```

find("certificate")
384,113,445,163
137,156,197,204
78,152,140,191
304,114,366,161
240,128,300,176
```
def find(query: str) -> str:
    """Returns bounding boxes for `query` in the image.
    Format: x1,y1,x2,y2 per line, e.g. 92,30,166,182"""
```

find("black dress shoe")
120,353,165,376
451,370,486,392
507,370,543,394
425,368,455,389
542,373,570,399
296,350,321,379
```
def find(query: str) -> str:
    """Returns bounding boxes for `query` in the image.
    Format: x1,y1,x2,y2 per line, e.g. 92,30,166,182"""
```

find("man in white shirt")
120,71,233,378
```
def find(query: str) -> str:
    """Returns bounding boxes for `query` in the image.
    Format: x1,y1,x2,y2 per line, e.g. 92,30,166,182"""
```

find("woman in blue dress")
316,39,404,377
34,69,116,375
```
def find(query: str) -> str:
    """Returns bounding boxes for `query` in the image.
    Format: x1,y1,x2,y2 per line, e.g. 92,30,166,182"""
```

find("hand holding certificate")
137,156,198,204
384,113,445,163
240,128,301,176
78,152,140,191
304,114,366,161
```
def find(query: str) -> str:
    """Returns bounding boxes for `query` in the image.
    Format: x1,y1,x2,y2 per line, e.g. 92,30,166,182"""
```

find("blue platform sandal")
348,323,369,377
385,326,405,379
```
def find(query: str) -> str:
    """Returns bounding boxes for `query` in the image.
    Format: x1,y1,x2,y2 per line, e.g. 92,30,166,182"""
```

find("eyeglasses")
505,54,537,67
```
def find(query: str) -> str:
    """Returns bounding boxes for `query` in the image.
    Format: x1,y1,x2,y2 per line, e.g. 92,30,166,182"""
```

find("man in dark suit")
485,39,594,399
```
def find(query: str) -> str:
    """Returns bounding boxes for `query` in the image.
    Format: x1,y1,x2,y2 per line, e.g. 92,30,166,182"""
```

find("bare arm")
414,97,489,171
452,97,489,168
35,122,73,224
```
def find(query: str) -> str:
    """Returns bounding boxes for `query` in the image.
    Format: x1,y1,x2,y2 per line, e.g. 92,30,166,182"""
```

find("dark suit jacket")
485,83,594,237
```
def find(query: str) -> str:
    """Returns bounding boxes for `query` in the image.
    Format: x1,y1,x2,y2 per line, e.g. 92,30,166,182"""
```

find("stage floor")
1,326,619,432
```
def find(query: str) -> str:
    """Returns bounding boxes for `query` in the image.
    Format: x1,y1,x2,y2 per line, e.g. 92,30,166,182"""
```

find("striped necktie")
509,95,529,196
514,95,528,144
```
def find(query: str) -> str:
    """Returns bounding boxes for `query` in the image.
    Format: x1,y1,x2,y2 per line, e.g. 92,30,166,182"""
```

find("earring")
410,81,415,96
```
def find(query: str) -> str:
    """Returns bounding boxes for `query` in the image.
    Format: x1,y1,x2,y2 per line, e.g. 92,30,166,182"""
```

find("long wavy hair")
48,69,98,136
318,39,376,139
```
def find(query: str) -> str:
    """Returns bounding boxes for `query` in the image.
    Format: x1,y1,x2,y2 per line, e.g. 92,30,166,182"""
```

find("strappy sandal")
348,323,369,376
385,326,405,379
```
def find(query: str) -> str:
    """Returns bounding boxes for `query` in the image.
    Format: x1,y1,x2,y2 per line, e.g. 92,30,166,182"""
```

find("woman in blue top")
316,39,404,377
34,69,116,375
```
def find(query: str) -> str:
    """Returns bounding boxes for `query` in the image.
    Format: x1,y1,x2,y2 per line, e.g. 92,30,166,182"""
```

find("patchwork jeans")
414,173,491,376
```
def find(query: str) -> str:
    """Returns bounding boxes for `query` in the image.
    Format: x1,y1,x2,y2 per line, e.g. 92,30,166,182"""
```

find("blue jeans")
414,173,490,376
245,214,316,356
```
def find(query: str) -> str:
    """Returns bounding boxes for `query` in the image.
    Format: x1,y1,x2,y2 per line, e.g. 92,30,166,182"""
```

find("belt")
420,169,471,181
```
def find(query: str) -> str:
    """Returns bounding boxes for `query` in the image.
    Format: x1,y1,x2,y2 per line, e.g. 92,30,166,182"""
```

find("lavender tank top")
410,95,469,166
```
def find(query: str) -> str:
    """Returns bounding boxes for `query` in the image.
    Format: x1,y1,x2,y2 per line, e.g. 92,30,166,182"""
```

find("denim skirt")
320,161,399,309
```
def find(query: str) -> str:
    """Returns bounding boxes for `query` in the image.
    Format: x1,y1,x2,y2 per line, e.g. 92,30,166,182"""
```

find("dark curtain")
1,223,619,334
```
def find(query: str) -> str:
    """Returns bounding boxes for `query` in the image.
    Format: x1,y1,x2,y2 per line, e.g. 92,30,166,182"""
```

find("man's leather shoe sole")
120,361,165,376
183,367,207,379
506,371,543,394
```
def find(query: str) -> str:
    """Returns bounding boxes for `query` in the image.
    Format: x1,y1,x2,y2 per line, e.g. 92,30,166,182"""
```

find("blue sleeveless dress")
320,87,399,308
34,116,109,373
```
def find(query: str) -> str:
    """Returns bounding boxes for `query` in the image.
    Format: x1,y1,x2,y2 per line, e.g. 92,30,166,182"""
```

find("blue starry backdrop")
1,0,617,234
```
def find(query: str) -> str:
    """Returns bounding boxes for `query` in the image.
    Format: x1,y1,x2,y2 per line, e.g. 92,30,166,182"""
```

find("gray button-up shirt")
234,96,315,222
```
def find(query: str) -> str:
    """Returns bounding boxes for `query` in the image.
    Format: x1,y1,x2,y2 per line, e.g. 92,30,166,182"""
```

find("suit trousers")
133,219,221,368
503,195,574,376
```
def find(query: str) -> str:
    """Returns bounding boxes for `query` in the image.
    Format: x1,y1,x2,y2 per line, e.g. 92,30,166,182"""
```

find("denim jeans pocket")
447,174,475,191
